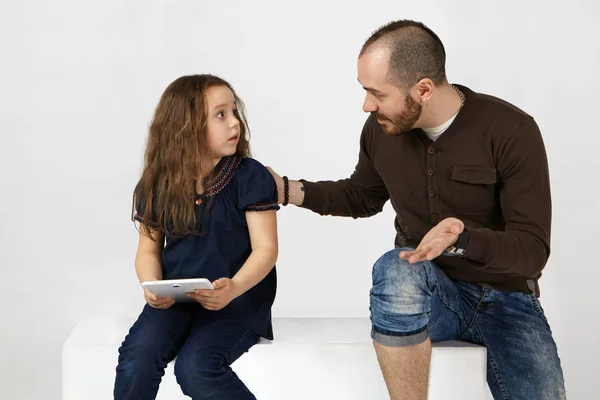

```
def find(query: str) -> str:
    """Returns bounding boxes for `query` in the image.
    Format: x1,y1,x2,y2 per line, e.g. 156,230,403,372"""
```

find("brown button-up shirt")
300,85,551,296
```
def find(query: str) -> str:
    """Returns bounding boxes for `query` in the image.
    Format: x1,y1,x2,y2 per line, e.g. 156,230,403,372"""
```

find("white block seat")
62,317,492,399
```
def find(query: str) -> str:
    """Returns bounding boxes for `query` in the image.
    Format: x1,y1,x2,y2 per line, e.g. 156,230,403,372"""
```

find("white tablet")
142,278,214,303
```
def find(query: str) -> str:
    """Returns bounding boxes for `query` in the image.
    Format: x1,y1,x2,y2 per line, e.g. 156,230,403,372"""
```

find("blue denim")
114,302,260,400
369,248,566,399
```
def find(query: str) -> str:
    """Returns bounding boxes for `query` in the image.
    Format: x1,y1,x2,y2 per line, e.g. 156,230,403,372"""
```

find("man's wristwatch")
446,229,470,256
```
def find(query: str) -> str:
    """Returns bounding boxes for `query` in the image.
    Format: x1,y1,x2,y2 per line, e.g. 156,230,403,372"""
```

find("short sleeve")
235,158,280,212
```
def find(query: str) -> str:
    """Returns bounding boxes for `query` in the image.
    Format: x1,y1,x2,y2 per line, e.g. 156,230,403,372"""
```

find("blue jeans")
114,303,260,400
369,248,566,399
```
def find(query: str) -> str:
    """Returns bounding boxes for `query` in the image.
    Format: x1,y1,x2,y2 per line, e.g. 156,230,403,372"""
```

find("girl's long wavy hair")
133,74,251,238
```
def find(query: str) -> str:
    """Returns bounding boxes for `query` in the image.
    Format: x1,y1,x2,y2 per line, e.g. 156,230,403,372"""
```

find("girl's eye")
217,111,224,118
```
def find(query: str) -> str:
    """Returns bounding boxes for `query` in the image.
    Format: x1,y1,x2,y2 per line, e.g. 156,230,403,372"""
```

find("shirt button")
428,146,435,154
431,212,439,220
428,189,436,197
427,168,434,176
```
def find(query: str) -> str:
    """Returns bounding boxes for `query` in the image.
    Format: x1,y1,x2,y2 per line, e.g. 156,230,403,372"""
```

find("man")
268,20,566,399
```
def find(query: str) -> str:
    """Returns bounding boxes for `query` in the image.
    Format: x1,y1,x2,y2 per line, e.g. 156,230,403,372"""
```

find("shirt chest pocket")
451,166,498,215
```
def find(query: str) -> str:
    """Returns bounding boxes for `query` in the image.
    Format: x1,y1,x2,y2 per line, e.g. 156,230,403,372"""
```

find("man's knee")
371,248,433,300
369,248,435,347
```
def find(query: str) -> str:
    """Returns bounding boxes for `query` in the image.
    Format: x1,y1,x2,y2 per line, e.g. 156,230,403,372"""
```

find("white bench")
62,317,492,399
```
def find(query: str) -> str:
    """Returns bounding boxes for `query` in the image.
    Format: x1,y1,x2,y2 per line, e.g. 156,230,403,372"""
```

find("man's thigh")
428,266,481,342
467,290,566,399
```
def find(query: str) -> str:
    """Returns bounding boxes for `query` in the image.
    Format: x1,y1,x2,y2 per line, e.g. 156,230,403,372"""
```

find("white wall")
1,0,598,398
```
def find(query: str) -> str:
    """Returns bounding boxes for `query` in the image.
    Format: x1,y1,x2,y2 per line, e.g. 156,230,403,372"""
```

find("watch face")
448,246,465,255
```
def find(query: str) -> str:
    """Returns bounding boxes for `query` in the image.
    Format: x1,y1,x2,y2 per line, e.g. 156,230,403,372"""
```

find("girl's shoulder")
233,157,279,211
207,156,275,195
235,157,270,178
234,157,277,189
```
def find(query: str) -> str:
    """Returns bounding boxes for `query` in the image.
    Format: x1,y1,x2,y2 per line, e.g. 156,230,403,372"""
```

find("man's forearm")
292,178,388,218
288,180,305,206
462,227,550,278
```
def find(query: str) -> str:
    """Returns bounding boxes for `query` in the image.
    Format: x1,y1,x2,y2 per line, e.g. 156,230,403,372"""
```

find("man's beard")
374,94,422,136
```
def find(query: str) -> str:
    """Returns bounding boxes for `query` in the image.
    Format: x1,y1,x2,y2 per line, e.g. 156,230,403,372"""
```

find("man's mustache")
372,112,391,122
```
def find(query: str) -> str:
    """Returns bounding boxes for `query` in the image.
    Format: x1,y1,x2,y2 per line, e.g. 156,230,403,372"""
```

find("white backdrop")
1,0,599,399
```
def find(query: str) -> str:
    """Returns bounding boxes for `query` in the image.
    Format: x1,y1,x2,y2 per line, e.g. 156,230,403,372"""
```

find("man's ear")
414,78,434,103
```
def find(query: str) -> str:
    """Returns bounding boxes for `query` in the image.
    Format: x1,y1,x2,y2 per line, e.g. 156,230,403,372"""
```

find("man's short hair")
360,20,447,90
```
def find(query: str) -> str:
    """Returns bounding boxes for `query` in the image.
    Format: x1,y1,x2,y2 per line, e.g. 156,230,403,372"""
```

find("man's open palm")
399,217,464,263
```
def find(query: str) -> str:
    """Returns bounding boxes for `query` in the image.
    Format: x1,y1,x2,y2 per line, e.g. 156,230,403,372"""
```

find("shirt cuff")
463,226,494,265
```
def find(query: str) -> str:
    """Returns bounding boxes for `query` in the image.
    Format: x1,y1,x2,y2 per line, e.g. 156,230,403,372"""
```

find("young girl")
114,74,279,400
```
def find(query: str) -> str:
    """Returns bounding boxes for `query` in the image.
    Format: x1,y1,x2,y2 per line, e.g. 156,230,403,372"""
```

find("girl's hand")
144,287,175,310
187,278,239,311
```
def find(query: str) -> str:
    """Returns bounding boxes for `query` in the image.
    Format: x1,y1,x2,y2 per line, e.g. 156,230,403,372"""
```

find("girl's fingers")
148,296,174,308
155,300,175,309
144,289,158,301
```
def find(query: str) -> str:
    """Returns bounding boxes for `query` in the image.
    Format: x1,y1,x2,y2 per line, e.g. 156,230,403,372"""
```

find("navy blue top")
134,156,280,339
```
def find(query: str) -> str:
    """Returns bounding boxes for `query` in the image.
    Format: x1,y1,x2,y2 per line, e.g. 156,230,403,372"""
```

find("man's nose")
363,96,377,113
